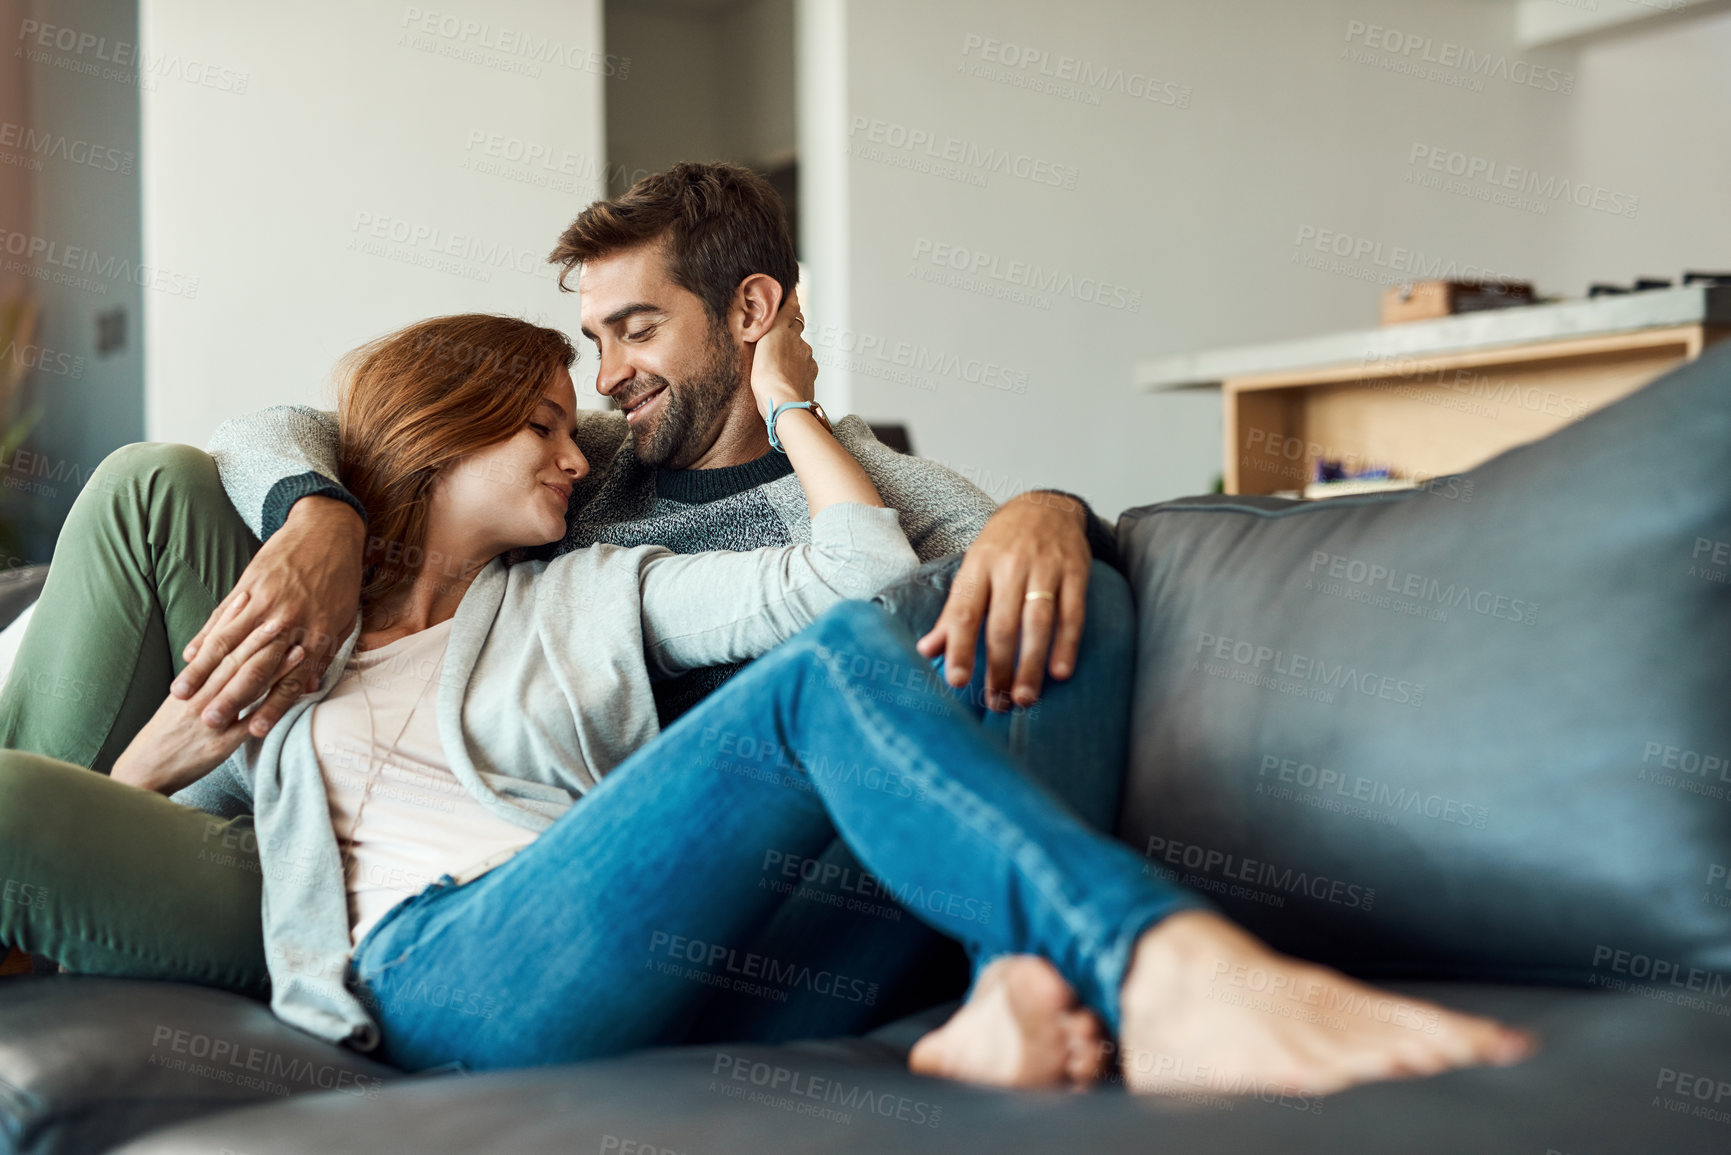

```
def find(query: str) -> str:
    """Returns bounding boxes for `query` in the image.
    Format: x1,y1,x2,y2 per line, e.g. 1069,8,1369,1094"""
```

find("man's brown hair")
548,161,797,326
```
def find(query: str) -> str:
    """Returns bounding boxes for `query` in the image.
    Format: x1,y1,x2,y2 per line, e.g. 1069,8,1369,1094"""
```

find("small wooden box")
1381,280,1535,325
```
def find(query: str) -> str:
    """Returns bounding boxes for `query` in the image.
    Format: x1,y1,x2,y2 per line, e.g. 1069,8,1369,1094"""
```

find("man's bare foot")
1117,910,1536,1096
909,956,1108,1088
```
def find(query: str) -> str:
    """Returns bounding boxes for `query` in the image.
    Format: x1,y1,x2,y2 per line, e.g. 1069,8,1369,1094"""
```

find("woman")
4,304,1530,1093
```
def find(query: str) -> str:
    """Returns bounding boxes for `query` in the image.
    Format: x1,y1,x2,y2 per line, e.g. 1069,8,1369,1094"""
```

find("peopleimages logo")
1144,835,1376,911
1408,144,1638,219
909,237,1142,312
710,1053,943,1128
0,228,200,298
1591,945,1731,1001
1363,355,1590,422
1341,20,1574,94
398,6,630,77
2,335,84,380
15,18,251,93
1654,1066,1731,1126
648,931,879,1006
149,1026,383,1099
1194,631,1426,708
847,116,1080,190
346,210,558,285
762,849,991,926
1691,537,1730,586
1641,741,1731,783
1256,754,1490,829
1,878,48,910
958,34,1192,108
808,324,1028,395
1291,225,1513,286
0,121,133,174
1306,551,1539,627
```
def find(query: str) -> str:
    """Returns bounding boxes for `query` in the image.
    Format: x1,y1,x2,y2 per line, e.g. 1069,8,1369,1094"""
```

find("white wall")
1548,7,1731,293
805,0,1729,518
141,0,609,446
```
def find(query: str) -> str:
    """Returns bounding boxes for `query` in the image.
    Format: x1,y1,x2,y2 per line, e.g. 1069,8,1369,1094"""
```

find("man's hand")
916,492,1093,711
173,496,365,735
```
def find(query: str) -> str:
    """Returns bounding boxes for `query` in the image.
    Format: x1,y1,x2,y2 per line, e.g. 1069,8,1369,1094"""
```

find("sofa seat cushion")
0,976,400,1155
112,984,1731,1155
1116,345,1731,985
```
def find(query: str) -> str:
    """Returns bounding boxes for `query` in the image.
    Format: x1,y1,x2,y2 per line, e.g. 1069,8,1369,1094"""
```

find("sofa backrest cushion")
1116,344,1731,987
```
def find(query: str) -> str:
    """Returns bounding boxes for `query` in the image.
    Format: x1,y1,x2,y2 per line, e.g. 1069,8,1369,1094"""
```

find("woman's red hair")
336,314,576,611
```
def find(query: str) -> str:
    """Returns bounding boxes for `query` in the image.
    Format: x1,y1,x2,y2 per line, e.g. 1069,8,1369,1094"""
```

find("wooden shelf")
1225,324,1729,496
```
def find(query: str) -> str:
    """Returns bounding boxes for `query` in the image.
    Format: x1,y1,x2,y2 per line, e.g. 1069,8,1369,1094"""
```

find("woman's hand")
112,645,308,794
741,284,883,515
748,290,818,420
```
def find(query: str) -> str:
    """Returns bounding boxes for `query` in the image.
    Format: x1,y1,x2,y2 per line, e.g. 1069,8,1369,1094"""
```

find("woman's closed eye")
528,422,551,437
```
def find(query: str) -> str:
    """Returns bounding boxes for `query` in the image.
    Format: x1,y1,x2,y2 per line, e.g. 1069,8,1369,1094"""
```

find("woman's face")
428,366,588,563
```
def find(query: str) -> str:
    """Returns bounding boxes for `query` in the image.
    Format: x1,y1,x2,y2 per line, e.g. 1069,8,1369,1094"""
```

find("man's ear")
732,274,785,342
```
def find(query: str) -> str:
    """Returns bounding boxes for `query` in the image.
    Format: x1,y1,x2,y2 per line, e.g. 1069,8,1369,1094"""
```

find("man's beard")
622,326,741,469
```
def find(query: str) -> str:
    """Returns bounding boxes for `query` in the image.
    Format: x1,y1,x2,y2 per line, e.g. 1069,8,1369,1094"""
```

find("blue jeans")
683,557,1134,1043
347,596,1201,1073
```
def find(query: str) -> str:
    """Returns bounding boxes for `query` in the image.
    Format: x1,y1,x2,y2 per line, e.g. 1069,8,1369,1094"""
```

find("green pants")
0,443,269,994
0,443,260,773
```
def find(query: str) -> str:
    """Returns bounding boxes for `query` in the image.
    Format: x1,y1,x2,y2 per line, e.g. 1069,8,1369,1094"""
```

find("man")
182,162,1122,749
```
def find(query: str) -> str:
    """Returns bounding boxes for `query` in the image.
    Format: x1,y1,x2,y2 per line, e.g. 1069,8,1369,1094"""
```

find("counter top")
1135,284,1731,391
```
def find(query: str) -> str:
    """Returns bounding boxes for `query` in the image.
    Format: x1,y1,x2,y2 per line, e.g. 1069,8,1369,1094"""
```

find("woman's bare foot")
1117,910,1536,1096
909,956,1108,1088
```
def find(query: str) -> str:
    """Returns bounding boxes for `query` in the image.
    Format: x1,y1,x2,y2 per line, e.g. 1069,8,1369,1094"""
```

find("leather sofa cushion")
1116,345,1731,984
0,976,399,1155
111,984,1731,1155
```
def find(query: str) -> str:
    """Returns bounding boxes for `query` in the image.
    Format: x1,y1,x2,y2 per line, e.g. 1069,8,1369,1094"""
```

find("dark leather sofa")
2,346,1728,1154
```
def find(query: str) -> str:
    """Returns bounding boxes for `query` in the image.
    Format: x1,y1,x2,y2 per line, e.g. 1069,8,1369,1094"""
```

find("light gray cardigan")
175,502,918,1052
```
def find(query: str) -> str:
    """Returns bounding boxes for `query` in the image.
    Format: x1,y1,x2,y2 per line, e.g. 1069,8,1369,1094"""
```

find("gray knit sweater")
208,405,997,560
207,405,1000,718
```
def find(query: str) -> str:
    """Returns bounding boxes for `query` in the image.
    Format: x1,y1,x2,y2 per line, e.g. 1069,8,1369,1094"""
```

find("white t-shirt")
309,619,539,946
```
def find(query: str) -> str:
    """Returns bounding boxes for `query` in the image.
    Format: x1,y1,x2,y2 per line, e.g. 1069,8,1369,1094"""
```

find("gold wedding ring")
1024,590,1056,604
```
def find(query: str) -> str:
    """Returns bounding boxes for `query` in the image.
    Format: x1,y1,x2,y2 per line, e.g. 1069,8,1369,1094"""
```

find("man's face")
577,241,742,469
